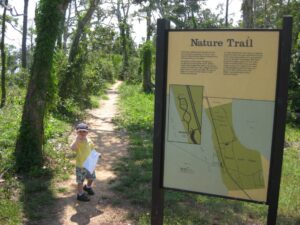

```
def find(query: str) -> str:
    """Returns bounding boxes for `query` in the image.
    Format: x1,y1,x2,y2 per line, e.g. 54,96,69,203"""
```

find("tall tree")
21,0,29,68
58,0,100,103
15,0,70,172
242,0,254,28
68,0,100,63
225,0,229,27
141,41,153,92
143,3,153,92
114,0,131,80
133,0,155,92
0,0,8,108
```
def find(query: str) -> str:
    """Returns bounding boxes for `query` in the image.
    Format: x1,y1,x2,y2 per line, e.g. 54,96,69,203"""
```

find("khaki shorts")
76,167,96,183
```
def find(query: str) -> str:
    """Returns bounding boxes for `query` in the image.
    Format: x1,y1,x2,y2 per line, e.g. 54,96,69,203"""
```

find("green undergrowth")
278,124,300,223
0,88,24,225
0,87,73,224
113,83,300,225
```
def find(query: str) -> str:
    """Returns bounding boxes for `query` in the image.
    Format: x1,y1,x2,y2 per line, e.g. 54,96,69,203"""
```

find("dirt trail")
38,81,136,225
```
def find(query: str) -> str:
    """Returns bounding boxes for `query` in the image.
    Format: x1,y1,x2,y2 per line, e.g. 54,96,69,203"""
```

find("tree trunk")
56,2,68,49
116,0,130,80
58,0,99,101
68,0,99,63
15,0,70,173
225,0,229,27
142,7,152,93
0,0,8,108
21,0,29,69
242,0,254,28
146,6,151,41
63,3,72,53
119,21,129,80
142,42,152,93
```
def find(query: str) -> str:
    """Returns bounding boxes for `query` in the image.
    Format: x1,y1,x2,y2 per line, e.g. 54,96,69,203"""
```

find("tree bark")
56,1,69,49
21,0,29,69
142,42,152,93
225,0,229,27
242,0,254,28
0,0,8,108
68,0,99,63
58,0,99,101
15,0,71,173
116,0,130,80
142,6,153,92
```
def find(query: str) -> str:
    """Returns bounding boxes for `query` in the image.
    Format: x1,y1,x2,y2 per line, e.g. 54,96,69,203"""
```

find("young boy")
71,122,96,201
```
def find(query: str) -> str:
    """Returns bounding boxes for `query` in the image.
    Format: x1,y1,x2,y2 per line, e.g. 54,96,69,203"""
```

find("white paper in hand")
83,150,101,174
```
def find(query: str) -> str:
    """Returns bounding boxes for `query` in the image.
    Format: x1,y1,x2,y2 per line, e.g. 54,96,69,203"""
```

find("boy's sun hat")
76,123,89,132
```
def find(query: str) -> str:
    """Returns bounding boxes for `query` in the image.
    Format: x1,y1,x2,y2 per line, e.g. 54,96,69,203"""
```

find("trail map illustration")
163,31,279,202
168,85,203,144
166,84,270,201
205,99,264,192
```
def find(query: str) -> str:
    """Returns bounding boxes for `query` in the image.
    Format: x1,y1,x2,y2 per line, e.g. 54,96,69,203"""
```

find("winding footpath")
37,81,135,225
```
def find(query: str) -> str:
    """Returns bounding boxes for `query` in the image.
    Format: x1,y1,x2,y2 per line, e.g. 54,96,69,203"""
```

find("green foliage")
85,57,114,94
0,83,73,223
15,120,44,173
0,87,24,176
8,69,30,88
50,49,68,111
112,84,154,211
0,199,22,225
55,47,85,118
276,126,300,224
15,0,67,174
141,41,153,74
285,123,300,144
114,84,153,131
279,147,300,218
34,0,64,69
124,57,141,84
88,25,117,54
57,26,116,115
112,54,122,73
58,42,91,113
161,0,224,29
140,41,155,92
289,32,300,116
252,1,300,116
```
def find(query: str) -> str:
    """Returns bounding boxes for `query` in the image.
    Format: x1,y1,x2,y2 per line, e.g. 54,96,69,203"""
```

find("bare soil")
36,81,137,225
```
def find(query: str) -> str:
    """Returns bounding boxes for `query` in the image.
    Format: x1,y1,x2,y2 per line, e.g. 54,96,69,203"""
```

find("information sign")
163,31,280,202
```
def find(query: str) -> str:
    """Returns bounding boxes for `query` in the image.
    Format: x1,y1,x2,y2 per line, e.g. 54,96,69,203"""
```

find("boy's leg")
83,179,95,195
76,167,90,201
77,182,84,194
83,170,96,195
87,179,93,187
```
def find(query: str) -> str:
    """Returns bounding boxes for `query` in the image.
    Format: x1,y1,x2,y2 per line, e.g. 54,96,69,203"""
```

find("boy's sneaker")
77,193,90,202
83,185,95,195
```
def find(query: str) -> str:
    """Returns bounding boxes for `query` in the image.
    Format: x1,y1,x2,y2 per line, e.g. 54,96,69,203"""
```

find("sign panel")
163,31,280,203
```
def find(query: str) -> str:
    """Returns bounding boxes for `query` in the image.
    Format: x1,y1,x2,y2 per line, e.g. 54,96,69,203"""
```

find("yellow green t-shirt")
74,138,94,168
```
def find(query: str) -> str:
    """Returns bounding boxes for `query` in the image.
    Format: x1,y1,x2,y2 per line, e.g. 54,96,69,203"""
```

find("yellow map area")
171,85,203,144
205,101,265,192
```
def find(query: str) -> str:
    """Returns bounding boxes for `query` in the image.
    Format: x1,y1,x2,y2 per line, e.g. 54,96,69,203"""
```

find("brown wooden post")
151,19,170,225
267,16,293,225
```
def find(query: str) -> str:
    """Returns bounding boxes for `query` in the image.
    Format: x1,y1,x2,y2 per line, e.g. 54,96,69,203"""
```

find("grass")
113,83,300,225
0,80,113,224
0,86,73,224
0,88,25,225
277,126,300,224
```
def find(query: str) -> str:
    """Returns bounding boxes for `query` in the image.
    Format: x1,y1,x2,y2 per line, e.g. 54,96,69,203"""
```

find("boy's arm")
88,138,95,150
70,139,78,151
